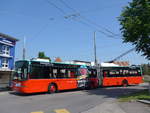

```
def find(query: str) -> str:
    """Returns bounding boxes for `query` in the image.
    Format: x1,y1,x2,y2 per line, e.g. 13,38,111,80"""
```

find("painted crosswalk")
30,109,70,113
31,111,44,113
54,109,70,113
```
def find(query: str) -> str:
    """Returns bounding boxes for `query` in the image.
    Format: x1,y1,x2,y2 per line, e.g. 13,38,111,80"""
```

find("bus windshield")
13,61,28,81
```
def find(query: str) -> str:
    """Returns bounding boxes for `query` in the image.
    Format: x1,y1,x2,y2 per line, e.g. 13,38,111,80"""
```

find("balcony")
0,67,11,71
0,52,13,58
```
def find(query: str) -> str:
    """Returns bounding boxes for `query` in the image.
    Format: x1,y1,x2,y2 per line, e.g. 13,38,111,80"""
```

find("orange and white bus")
11,59,90,93
100,66,143,87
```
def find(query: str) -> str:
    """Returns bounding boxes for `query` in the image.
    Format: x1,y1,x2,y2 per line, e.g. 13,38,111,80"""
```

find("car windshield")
13,61,28,81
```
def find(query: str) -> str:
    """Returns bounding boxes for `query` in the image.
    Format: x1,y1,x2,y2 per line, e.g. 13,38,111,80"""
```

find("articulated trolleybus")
12,59,95,94
11,58,143,94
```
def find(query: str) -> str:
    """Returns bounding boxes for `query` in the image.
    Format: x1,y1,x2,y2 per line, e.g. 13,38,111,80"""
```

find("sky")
0,0,149,64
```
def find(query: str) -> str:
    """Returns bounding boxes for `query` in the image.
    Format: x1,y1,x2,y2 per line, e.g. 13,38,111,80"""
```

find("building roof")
0,33,19,41
113,61,129,66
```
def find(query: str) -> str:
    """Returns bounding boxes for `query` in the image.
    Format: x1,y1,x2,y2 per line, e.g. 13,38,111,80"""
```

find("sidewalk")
81,99,150,113
119,101,150,113
81,99,126,113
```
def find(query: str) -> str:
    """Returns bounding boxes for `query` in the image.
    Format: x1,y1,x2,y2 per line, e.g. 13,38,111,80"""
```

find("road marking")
54,109,70,113
31,111,44,113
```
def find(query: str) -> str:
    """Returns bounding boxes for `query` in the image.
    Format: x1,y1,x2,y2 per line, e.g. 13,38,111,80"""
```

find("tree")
119,0,150,60
38,52,45,58
38,52,51,61
141,64,150,75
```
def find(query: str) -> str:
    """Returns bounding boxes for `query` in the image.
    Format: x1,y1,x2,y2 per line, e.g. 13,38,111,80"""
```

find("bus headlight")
15,83,21,87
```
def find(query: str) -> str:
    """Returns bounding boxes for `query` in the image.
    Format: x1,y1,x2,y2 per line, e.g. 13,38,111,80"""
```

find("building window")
2,45,10,55
2,58,9,68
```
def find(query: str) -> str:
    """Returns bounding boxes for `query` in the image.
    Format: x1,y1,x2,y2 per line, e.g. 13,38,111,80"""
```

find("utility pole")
94,31,97,66
23,36,26,60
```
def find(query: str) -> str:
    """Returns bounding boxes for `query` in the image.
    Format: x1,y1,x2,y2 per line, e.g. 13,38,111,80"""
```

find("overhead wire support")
108,48,136,63
46,0,121,39
94,31,97,66
45,0,110,35
23,36,26,60
58,0,120,39
46,0,66,15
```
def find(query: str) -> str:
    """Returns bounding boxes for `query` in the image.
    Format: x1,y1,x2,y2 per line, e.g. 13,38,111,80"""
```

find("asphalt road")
0,84,148,113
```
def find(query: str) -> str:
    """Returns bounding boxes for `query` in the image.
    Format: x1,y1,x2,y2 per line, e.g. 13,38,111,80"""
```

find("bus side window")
88,70,91,78
49,68,55,78
30,65,40,79
122,70,126,77
60,69,66,78
119,70,123,77
67,70,71,78
115,70,120,77
53,69,57,78
64,69,69,78
109,70,115,77
42,66,50,79
133,70,138,76
66,69,75,78
57,68,64,78
138,70,142,76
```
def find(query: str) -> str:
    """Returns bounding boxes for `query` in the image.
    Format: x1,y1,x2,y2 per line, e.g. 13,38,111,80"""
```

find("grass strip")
119,89,150,102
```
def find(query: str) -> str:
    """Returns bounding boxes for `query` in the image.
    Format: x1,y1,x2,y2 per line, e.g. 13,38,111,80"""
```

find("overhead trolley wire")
46,0,67,15
46,0,106,35
45,0,104,33
45,0,122,40
58,0,121,39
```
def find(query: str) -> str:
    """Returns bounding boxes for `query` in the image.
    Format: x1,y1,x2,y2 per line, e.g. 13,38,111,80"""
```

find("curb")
138,100,150,105
0,87,11,92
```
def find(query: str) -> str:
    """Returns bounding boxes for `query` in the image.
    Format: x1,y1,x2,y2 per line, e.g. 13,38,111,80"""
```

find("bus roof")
15,60,87,66
52,62,87,66
101,65,141,69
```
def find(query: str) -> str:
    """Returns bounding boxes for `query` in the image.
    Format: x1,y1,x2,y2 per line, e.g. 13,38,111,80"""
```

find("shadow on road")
9,89,80,96
9,92,48,96
83,84,148,98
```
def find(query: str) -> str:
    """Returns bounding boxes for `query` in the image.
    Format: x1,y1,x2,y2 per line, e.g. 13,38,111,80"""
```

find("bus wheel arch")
122,79,128,87
48,83,58,94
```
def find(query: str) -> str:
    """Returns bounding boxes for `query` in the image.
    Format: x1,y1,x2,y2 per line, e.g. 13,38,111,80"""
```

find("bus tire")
122,80,128,87
48,83,57,94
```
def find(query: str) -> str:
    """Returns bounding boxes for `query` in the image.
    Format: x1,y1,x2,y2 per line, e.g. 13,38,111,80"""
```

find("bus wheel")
48,84,57,94
122,80,128,87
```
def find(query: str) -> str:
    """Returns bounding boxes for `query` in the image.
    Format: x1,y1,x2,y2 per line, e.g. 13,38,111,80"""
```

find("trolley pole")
94,31,97,66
